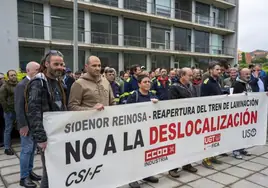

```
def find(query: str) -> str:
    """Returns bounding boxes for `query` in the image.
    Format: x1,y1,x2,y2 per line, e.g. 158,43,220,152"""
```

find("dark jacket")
14,77,30,130
250,75,268,92
25,73,66,143
233,79,252,94
201,76,222,96
110,81,121,104
0,80,17,112
64,75,75,103
126,90,157,104
121,76,139,103
151,78,171,100
169,81,197,100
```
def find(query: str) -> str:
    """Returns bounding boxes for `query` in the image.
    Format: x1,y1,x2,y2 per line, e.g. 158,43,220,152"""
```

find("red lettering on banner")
159,125,167,142
145,144,176,162
204,133,221,145
149,111,258,145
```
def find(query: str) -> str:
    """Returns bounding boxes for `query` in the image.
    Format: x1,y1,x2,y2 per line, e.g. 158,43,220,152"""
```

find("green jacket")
0,81,17,112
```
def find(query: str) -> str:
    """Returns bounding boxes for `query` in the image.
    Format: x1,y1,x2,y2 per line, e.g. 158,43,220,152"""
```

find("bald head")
169,70,176,79
240,68,251,82
88,56,101,65
179,68,193,85
86,56,101,77
193,68,201,80
26,61,40,78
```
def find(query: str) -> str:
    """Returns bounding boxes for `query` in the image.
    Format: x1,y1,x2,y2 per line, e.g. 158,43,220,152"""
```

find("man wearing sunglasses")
25,50,67,188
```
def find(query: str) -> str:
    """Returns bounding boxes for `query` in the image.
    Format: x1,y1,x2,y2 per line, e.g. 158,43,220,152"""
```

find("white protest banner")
44,93,268,188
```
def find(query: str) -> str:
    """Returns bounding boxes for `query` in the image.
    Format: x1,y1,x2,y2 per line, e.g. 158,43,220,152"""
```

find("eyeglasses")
44,50,64,61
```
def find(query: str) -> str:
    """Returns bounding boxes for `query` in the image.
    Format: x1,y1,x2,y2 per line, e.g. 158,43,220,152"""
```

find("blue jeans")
20,135,36,179
4,112,16,149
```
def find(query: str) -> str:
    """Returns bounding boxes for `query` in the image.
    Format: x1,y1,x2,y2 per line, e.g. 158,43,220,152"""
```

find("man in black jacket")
25,50,67,188
200,61,223,169
232,68,252,159
15,61,41,188
168,68,198,178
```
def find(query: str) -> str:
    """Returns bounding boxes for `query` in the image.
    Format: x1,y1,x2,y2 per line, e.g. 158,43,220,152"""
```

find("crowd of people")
0,50,267,188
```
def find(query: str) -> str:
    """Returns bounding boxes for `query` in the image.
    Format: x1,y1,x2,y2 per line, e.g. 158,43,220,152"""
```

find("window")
174,27,191,51
151,24,171,50
91,13,118,45
195,2,210,26
55,49,85,71
91,51,119,72
211,34,224,55
124,53,146,70
194,57,209,71
175,0,192,21
51,6,84,41
195,30,209,53
17,1,44,39
91,0,118,7
152,0,171,17
19,46,44,71
175,56,191,68
124,19,146,47
124,0,147,12
212,7,225,28
151,55,170,70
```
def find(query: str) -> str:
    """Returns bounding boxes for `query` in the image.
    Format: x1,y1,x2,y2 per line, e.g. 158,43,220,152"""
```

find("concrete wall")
0,0,19,73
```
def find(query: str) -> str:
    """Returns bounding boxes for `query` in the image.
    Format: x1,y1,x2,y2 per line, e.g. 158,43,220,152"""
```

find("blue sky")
238,0,267,52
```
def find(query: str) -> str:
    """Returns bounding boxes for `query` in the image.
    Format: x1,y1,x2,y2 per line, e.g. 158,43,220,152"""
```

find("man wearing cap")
63,68,75,103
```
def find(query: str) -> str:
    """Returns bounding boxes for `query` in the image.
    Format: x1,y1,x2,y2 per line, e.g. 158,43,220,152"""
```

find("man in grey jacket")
15,62,41,188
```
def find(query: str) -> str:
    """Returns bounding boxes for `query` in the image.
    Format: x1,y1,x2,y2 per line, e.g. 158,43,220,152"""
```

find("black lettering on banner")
83,138,97,160
65,172,76,187
66,141,80,165
242,128,257,138
65,138,97,165
65,164,103,187
134,129,144,149
103,134,117,155
124,130,144,151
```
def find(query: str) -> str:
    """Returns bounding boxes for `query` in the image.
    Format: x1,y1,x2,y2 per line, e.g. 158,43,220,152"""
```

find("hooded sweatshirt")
68,73,116,111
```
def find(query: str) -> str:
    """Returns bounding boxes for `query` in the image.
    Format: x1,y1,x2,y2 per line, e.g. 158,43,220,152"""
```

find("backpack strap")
134,90,139,103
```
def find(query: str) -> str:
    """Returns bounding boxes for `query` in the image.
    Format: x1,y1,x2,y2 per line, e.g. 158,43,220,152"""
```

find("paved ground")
1,142,268,188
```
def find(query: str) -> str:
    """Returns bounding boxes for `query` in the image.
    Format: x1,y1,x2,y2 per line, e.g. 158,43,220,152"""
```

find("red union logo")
145,144,176,162
204,133,221,145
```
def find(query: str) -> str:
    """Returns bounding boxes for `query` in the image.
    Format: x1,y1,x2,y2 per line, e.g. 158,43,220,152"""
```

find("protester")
0,70,18,155
169,69,178,84
14,61,41,188
74,71,82,80
25,50,67,188
151,68,171,100
63,68,75,103
68,56,115,111
192,69,202,97
105,68,121,104
126,74,159,188
168,68,198,177
232,68,253,159
200,61,223,169
223,67,238,88
121,64,142,103
250,64,268,92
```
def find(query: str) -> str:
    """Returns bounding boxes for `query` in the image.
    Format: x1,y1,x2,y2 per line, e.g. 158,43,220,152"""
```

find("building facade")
0,0,239,73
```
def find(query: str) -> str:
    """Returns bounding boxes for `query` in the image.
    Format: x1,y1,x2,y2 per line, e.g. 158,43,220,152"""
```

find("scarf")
158,76,169,87
236,77,252,92
192,79,202,85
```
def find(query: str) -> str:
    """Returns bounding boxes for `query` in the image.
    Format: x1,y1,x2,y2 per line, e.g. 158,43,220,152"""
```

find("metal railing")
18,23,235,56
78,0,237,31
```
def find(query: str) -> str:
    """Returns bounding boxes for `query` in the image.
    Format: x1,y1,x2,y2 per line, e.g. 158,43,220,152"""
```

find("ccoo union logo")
242,128,257,138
